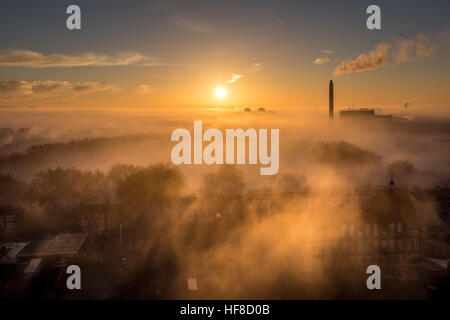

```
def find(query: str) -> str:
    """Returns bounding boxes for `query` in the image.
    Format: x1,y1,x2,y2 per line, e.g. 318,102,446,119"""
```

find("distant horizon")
0,1,449,113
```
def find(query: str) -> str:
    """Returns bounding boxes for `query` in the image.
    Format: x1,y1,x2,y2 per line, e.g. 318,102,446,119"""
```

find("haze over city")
0,0,449,301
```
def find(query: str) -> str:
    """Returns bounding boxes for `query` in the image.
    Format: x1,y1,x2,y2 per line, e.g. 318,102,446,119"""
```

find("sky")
0,0,449,113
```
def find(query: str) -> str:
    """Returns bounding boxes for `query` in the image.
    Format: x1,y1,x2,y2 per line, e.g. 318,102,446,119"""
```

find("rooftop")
17,233,88,259
0,242,29,264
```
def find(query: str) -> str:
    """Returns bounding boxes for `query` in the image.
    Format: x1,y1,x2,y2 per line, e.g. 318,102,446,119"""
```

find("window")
372,224,379,236
373,240,379,249
344,240,350,251
389,223,395,234
405,239,411,251
349,256,356,266
349,225,355,236
98,219,105,232
389,240,395,250
341,225,347,237
388,255,395,263
5,223,15,234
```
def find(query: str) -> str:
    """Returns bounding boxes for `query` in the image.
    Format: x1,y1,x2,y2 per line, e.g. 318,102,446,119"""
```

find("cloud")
321,50,334,54
226,63,263,85
0,80,117,98
71,82,117,94
32,81,66,93
172,17,213,34
334,33,438,76
313,57,330,65
227,74,242,84
0,80,26,96
136,84,152,95
247,62,263,73
0,50,162,68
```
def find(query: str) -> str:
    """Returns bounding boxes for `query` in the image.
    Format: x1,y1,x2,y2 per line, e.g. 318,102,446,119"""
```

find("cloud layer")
227,74,242,84
0,80,117,98
313,57,330,65
136,84,152,95
334,33,438,76
172,17,213,34
225,63,263,85
0,50,161,68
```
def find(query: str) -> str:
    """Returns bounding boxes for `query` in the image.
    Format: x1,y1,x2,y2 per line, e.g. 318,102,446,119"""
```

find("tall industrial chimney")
329,80,334,119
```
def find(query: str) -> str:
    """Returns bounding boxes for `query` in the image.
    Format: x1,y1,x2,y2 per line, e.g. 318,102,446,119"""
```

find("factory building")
328,80,393,121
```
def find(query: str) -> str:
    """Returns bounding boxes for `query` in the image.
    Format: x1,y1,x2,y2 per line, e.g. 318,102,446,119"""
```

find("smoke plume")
334,32,439,76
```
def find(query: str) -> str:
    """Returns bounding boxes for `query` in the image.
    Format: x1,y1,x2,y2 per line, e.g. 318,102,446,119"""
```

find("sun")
215,87,226,99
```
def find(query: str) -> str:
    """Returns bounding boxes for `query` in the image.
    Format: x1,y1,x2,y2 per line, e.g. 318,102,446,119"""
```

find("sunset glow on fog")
0,0,449,302
0,1,448,113
215,87,226,99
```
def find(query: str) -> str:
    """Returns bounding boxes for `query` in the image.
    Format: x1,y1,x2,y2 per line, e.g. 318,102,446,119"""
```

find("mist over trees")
0,130,444,239
201,165,245,197
298,140,382,168
0,172,26,205
0,134,161,181
275,174,305,192
116,163,184,241
0,129,448,298
26,168,110,209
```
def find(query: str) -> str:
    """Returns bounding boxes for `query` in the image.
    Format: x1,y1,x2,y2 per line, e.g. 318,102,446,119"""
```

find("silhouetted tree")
108,163,140,188
201,165,245,197
26,167,110,209
116,163,184,240
0,172,26,205
276,174,305,192
199,165,246,226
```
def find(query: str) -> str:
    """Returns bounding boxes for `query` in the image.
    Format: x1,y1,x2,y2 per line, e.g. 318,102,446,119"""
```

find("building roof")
248,187,422,225
24,258,42,274
0,242,29,264
17,233,88,259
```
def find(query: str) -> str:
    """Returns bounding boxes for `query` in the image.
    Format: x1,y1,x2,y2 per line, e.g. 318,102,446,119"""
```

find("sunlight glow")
215,87,226,99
